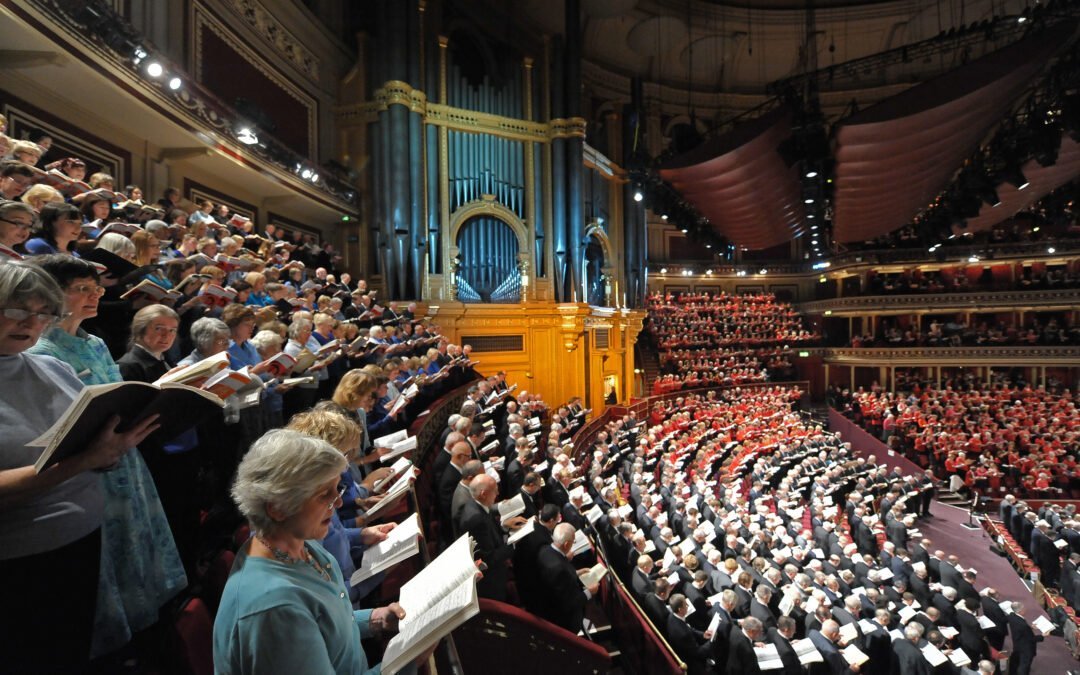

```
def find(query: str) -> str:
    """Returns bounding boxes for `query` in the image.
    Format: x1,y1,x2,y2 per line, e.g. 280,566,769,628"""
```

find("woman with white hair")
0,262,161,671
94,232,137,263
250,328,295,430
214,429,418,674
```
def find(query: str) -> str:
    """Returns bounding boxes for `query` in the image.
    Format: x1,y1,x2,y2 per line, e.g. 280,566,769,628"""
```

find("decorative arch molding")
584,221,619,307
583,222,615,263
448,195,530,264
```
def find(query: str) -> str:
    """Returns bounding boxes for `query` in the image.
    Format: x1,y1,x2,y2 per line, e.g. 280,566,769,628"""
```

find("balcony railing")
799,287,1080,314
822,345,1080,364
14,0,357,211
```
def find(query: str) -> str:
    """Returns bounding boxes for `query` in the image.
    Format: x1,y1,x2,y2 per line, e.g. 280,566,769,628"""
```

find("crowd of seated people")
844,385,1079,499
593,386,1050,675
646,292,814,394
849,316,1079,348
864,267,1079,296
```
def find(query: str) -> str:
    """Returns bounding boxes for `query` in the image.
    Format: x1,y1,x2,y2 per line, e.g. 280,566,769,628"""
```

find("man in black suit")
513,504,559,614
631,554,656,600
560,490,590,532
1032,520,1061,589
642,577,673,629
978,587,1009,651
667,594,720,675
766,616,803,675
955,599,990,663
518,472,543,519
807,620,855,675
750,585,777,631
725,615,764,675
930,587,959,628
1006,602,1043,675
458,474,521,602
935,554,960,589
893,622,931,675
437,441,474,546
535,522,599,633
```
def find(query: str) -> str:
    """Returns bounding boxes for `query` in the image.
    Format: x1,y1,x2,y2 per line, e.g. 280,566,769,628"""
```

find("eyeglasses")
329,485,347,511
68,284,105,297
0,217,33,230
150,325,179,335
0,307,62,325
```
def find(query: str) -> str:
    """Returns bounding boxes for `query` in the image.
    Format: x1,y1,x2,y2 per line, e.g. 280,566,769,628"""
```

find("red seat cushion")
174,597,213,675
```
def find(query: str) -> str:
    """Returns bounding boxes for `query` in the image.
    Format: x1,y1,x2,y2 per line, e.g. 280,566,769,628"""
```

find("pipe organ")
334,0,648,411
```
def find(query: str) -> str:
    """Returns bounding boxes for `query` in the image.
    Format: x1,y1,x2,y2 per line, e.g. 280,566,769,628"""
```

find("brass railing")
823,345,1080,365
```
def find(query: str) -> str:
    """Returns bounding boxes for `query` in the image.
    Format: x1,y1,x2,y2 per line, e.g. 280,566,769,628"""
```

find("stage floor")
923,500,1076,673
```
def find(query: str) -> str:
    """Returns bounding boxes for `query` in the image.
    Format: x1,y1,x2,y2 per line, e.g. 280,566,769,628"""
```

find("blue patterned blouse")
29,327,188,657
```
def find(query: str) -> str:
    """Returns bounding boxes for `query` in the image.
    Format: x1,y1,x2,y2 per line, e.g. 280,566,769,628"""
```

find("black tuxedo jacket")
667,614,715,675
512,525,553,613
765,627,802,675
893,638,931,675
459,500,511,601
536,544,587,633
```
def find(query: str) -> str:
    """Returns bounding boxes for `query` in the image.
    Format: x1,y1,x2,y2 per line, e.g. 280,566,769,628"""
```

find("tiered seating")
852,316,1079,348
645,292,815,393
849,387,1079,498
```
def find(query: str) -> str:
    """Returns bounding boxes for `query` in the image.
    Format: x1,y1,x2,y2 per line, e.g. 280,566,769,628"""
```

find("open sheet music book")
496,494,525,524
373,458,413,494
380,535,480,675
840,644,869,667
363,465,419,522
791,638,824,665
754,643,784,671
920,643,948,667
507,516,536,545
27,379,225,473
378,434,414,460
349,513,422,586
578,563,607,589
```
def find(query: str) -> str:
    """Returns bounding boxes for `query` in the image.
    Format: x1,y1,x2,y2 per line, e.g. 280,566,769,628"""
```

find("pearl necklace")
257,535,332,582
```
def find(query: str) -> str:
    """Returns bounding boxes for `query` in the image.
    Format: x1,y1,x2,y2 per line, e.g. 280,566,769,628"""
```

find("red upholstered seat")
173,597,213,675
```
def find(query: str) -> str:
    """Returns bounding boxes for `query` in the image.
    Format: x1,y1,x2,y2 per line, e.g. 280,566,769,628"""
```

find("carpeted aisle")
922,500,1077,673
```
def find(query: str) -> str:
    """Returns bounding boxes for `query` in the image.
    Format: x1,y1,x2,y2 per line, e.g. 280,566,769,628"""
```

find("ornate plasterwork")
223,0,320,82
192,2,317,159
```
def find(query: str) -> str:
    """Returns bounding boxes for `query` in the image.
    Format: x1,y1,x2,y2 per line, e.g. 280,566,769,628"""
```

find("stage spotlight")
146,61,163,77
301,168,313,179
633,190,643,202
168,76,182,90
237,128,258,145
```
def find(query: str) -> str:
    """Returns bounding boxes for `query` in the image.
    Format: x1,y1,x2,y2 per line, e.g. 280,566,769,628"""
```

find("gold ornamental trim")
334,81,589,144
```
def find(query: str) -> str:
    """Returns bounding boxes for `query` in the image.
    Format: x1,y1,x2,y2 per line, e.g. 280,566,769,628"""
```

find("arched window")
455,215,520,303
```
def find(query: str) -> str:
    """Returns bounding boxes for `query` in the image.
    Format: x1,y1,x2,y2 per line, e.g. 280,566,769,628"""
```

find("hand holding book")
78,413,161,472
